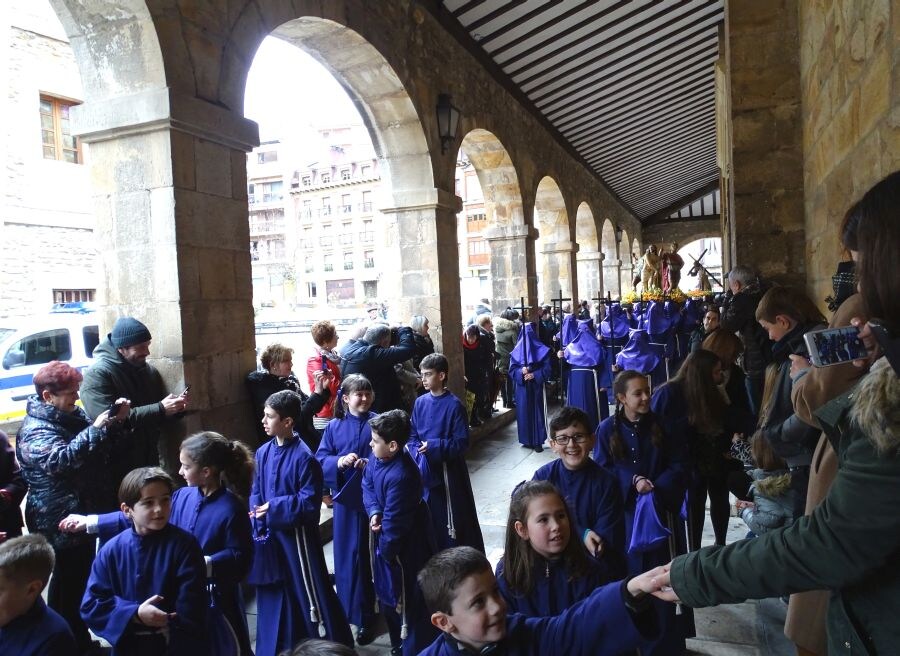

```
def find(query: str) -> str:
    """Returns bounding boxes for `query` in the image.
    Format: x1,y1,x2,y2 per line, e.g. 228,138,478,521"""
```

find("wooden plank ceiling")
440,0,725,221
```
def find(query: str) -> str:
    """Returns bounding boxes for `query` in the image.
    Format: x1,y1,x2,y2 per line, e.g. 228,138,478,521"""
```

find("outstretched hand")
136,595,172,627
648,562,681,602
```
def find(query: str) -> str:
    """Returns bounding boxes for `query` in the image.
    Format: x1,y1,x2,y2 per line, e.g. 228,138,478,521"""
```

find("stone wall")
800,0,898,308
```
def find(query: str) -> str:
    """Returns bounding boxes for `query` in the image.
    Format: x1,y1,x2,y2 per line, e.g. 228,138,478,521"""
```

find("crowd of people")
0,172,896,656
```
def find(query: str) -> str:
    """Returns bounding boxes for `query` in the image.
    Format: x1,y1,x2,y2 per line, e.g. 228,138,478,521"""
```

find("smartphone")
106,401,122,416
321,354,328,371
803,325,867,367
181,384,191,396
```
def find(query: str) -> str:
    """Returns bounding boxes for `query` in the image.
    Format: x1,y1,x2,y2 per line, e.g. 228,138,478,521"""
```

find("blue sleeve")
531,357,552,384
80,544,140,645
249,448,264,511
96,512,130,543
208,506,253,583
425,400,470,464
590,475,625,569
265,456,322,530
170,537,209,643
315,423,344,491
593,420,614,469
362,466,379,518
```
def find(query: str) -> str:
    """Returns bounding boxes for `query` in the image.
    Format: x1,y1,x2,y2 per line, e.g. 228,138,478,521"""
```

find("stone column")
602,258,622,300
724,0,804,285
73,88,260,467
485,223,538,315
576,250,604,303
379,188,466,399
539,241,578,304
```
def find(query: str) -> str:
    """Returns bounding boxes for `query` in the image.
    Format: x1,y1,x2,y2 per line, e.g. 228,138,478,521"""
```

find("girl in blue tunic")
314,374,379,646
594,370,692,655
495,480,607,616
61,432,256,655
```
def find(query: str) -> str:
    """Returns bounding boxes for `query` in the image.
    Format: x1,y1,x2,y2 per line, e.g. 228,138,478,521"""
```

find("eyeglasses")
550,433,590,446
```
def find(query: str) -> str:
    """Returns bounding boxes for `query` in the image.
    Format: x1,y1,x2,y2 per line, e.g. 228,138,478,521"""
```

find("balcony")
364,258,375,268
468,253,490,266
339,233,353,246
249,193,283,206
299,210,313,221
321,206,332,217
341,205,353,214
359,231,374,244
343,262,354,270
319,237,333,247
358,202,373,213
324,264,333,272
249,221,286,236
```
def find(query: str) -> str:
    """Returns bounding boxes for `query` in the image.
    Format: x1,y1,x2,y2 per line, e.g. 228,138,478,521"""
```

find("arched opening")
600,219,620,299
619,228,632,294
458,129,525,315
533,176,572,304
678,237,724,292
575,202,601,304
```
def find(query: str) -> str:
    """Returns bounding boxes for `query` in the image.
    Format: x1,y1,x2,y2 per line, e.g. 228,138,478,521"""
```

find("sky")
243,36,366,143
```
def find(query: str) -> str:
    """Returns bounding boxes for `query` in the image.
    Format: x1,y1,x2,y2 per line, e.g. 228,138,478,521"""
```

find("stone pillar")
72,88,260,467
485,223,538,314
724,1,804,285
380,188,466,399
539,241,578,304
602,258,622,300
576,251,604,303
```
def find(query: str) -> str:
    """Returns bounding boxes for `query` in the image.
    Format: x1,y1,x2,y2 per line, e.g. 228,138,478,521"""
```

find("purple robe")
509,324,552,449
532,459,625,577
80,524,208,656
362,452,437,655
615,330,664,385
556,314,578,347
0,597,75,656
94,487,254,656
250,433,353,655
594,412,693,655
495,555,607,617
563,324,613,429
418,580,655,656
314,411,378,627
410,392,485,552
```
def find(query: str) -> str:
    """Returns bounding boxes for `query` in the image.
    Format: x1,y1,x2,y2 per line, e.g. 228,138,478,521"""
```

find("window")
363,280,378,299
301,175,312,187
301,200,313,219
360,220,374,244
319,235,333,247
251,181,283,204
307,282,317,298
257,150,278,164
321,197,332,216
341,168,351,181
321,172,331,184
53,289,95,303
343,252,354,270
82,326,100,358
304,257,314,273
364,250,375,268
341,194,352,213
361,165,372,177
40,96,81,163
360,190,373,213
3,328,72,369
323,255,333,272
468,239,489,255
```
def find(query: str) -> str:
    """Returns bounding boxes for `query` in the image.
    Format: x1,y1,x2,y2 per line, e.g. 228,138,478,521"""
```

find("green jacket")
671,357,900,654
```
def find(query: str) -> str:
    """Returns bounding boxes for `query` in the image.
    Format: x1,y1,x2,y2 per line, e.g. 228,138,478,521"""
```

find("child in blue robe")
534,406,624,576
314,374,379,645
419,546,662,656
64,431,256,655
0,534,75,656
509,323,552,452
594,371,692,656
362,410,437,656
563,322,613,428
496,480,608,616
410,353,484,553
80,467,208,656
251,390,353,656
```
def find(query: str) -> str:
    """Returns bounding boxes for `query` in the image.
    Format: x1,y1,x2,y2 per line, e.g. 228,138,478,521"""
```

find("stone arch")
575,202,602,303
533,176,573,304
600,219,621,299
678,237,724,292
459,129,526,313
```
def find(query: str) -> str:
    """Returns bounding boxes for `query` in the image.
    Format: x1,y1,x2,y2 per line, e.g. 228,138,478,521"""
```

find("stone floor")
246,409,795,655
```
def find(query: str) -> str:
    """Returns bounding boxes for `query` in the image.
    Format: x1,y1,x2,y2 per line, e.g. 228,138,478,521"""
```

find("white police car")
0,304,98,424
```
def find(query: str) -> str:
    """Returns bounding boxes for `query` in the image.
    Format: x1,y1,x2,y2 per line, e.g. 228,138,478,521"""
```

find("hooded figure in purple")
599,303,631,366
616,330,669,391
556,313,578,399
509,323,552,451
563,322,612,429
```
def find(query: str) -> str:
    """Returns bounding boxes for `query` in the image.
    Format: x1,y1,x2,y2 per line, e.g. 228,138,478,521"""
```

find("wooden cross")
550,289,571,322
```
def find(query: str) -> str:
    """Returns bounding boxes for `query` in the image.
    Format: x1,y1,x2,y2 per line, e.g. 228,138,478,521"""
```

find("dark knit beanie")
111,317,152,349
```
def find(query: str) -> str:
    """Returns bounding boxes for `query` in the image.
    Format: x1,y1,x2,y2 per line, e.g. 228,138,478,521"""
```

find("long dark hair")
501,480,589,596
180,431,255,499
664,350,725,436
609,370,662,461
334,374,374,419
854,171,900,328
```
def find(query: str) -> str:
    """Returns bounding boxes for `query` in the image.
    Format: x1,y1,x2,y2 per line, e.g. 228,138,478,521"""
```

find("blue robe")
410,392,485,552
509,324,552,450
80,524,208,656
418,580,655,656
0,597,75,656
594,413,692,655
532,459,625,578
495,555,607,617
563,324,613,430
250,433,353,655
362,452,437,655
314,411,378,628
95,486,253,656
